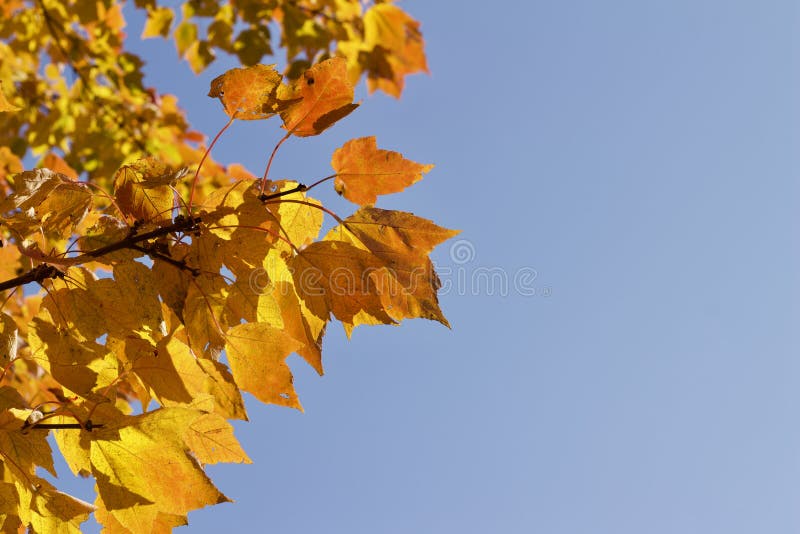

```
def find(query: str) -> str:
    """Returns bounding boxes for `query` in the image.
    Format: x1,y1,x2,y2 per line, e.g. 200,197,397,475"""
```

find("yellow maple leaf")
0,405,56,480
142,6,174,39
89,408,229,531
362,4,429,97
224,322,303,409
27,317,110,396
130,334,207,405
113,157,181,224
25,479,94,534
184,412,251,465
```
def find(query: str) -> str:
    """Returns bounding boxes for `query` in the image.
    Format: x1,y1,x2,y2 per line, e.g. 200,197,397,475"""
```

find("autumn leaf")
0,169,76,213
196,358,248,420
142,6,174,39
272,280,324,375
0,403,56,478
289,240,396,331
263,179,324,250
183,412,251,465
40,153,79,180
325,208,458,326
208,64,296,120
362,4,429,97
24,479,94,534
0,146,23,184
28,316,111,396
174,21,197,57
332,136,434,205
334,207,459,261
130,334,207,405
279,57,360,136
89,408,230,531
113,158,181,223
34,181,93,239
224,322,303,409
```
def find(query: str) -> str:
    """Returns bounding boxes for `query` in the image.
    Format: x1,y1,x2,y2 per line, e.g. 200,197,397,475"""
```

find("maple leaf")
0,398,56,480
129,334,208,406
279,57,360,136
208,64,296,120
224,322,304,409
23,479,94,534
113,158,184,224
28,310,119,397
89,408,230,531
40,153,79,180
332,136,434,205
183,412,251,465
289,240,396,331
0,169,77,213
362,4,429,97
272,280,325,375
142,6,174,39
318,208,459,330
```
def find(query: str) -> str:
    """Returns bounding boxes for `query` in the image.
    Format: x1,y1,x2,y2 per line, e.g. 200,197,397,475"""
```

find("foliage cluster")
0,1,453,531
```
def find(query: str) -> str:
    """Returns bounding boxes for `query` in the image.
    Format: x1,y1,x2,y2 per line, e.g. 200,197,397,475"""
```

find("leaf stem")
80,180,126,218
189,116,235,213
259,131,292,195
258,174,336,201
0,264,65,293
0,216,202,292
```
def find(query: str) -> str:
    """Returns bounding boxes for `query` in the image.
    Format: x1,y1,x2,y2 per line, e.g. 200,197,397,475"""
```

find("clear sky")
49,1,800,532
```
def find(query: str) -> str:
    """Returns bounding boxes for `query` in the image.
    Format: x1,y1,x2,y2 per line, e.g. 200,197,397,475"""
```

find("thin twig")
189,117,235,213
0,216,202,292
259,132,292,195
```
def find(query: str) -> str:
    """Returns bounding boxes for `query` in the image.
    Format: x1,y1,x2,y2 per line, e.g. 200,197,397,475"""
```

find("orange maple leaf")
208,64,296,120
332,136,434,205
279,57,360,137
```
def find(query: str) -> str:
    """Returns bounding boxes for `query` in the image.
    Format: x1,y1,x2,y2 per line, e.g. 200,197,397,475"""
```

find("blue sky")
50,1,800,532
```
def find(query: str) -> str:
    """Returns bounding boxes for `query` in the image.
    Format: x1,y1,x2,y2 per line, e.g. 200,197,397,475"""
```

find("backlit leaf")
362,4,429,97
332,136,434,205
279,57,360,137
89,408,229,530
26,479,94,534
113,158,178,223
184,412,251,464
289,240,395,329
224,322,303,409
142,6,174,39
208,64,294,120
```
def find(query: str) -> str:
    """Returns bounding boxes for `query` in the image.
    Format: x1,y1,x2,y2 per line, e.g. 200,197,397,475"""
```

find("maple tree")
0,1,456,531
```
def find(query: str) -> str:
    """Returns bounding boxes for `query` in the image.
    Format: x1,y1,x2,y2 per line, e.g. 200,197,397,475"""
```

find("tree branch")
0,264,65,292
0,216,202,293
